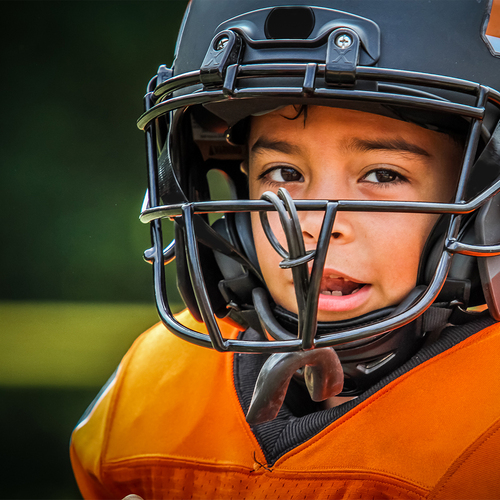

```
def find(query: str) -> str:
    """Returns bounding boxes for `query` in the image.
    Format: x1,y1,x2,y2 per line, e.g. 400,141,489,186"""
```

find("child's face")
247,105,462,322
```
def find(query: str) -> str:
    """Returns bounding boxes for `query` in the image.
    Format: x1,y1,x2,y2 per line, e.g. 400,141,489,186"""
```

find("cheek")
251,212,284,272
251,212,294,309
369,213,437,292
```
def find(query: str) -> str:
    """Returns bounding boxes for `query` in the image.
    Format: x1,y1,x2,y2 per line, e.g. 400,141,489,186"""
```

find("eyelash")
257,166,304,185
360,168,408,186
258,166,408,188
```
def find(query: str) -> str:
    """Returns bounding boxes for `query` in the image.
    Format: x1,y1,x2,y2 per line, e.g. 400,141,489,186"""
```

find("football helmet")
137,0,500,420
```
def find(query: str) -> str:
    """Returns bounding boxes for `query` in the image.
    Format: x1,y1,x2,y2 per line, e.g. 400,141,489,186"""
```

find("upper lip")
318,268,367,294
310,267,366,284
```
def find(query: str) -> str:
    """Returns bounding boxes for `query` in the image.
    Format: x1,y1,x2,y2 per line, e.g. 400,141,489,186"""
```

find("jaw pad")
246,347,344,425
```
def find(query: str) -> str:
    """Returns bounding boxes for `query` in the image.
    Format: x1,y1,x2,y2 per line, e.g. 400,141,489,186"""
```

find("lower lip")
317,284,371,312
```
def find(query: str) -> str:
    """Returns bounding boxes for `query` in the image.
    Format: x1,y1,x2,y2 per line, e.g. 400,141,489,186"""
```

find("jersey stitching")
100,457,428,499
105,455,256,473
427,417,500,499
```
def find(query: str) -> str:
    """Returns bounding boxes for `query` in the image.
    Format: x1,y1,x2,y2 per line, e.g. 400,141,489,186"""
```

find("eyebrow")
250,137,302,156
249,136,432,159
345,137,431,157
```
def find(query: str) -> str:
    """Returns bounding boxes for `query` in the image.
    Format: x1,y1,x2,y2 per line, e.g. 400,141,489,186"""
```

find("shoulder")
70,311,243,494
75,309,241,423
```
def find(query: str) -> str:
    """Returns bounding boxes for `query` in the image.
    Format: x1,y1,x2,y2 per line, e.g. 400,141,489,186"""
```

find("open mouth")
319,276,366,297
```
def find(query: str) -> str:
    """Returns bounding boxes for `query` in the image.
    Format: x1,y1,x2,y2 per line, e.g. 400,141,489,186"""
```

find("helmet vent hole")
265,7,315,40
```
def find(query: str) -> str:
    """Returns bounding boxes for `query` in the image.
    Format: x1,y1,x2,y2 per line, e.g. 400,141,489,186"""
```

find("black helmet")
137,0,500,419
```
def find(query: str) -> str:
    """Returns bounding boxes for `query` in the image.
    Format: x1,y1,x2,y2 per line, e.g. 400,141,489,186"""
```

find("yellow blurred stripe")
0,301,164,387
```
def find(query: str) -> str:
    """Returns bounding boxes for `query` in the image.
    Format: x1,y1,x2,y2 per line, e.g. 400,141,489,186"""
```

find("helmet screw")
335,33,352,49
215,35,229,51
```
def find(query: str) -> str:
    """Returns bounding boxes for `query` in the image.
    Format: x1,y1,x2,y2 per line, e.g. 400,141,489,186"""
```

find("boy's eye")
265,166,304,183
362,169,405,184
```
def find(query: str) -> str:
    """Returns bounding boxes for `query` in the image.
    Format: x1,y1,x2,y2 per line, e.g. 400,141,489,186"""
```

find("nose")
300,209,355,245
298,175,356,244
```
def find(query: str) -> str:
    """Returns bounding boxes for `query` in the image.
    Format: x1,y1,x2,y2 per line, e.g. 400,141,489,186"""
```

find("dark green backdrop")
2,0,188,303
1,1,188,497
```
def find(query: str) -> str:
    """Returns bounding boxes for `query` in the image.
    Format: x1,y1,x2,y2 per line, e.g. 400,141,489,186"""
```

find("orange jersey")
71,311,500,499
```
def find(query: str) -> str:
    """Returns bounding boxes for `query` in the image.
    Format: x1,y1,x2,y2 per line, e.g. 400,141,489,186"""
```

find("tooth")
331,290,343,296
350,287,361,295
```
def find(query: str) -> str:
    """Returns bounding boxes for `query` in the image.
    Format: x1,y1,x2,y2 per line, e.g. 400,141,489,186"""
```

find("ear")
476,193,500,320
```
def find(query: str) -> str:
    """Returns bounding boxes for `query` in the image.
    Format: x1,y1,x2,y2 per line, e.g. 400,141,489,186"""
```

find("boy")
71,0,500,498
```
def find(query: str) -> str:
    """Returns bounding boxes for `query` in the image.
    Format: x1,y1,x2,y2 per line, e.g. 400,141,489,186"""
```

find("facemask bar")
139,50,500,353
142,193,500,354
144,192,459,353
138,63,489,132
257,189,339,350
259,190,317,344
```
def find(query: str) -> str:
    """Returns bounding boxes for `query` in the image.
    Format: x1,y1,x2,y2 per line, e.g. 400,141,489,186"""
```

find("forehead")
246,105,464,184
249,105,449,147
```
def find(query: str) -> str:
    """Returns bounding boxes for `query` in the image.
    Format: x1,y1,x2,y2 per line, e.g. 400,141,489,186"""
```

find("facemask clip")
200,30,244,87
326,28,360,87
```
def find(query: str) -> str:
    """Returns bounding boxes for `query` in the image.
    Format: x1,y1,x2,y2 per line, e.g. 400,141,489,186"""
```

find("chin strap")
246,347,344,425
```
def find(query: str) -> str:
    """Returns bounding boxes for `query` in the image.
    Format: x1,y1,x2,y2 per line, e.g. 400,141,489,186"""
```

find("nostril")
332,232,341,239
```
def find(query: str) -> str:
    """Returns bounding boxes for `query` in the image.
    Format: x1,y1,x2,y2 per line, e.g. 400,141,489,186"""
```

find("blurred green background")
1,1,187,497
